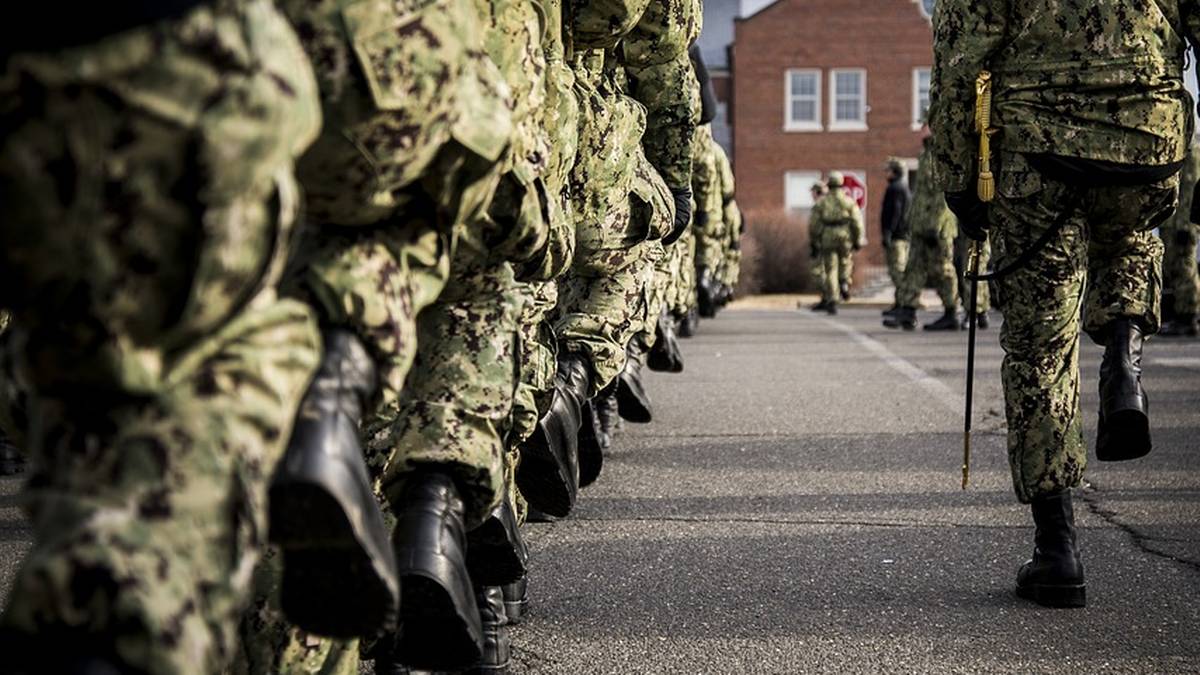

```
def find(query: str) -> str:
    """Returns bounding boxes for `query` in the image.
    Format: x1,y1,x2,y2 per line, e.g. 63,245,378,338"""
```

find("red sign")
841,172,868,210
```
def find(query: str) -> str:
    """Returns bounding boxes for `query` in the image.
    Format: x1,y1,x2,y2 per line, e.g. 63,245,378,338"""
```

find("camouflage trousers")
694,224,727,276
817,230,854,302
886,239,910,289
992,152,1169,503
957,236,992,314
720,241,743,290
1161,222,1200,316
669,229,698,317
897,232,957,311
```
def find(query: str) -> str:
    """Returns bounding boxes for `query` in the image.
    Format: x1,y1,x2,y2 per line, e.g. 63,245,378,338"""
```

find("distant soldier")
809,172,864,315
930,0,1196,609
807,180,830,310
881,158,911,313
1160,141,1200,337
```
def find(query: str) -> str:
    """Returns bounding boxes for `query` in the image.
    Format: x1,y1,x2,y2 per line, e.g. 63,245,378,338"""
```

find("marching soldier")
1160,140,1200,337
809,172,864,315
930,0,1196,608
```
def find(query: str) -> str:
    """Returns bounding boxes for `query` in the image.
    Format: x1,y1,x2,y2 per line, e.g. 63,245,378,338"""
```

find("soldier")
885,143,960,331
809,172,864,315
715,140,745,305
1160,141,1200,337
930,0,1195,608
0,2,323,672
693,124,726,318
881,158,912,315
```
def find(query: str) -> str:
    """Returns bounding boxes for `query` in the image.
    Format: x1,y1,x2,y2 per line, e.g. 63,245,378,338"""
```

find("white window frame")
784,170,824,212
784,69,822,132
912,67,931,131
828,68,868,132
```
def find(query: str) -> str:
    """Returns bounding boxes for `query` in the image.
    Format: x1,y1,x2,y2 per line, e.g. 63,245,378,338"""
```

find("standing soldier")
0,2,323,672
885,142,960,331
809,172,864,315
881,158,911,314
930,0,1194,608
806,180,830,310
1160,140,1200,337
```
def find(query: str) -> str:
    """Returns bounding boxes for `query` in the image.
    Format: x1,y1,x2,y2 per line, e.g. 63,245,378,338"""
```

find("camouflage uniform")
0,2,323,672
692,125,726,276
556,0,700,395
715,142,744,290
1161,141,1200,318
809,185,864,304
929,0,1188,502
897,153,958,312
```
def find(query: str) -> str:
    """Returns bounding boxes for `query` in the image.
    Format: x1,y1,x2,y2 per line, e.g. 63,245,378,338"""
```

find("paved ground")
510,306,1200,673
1,305,1197,673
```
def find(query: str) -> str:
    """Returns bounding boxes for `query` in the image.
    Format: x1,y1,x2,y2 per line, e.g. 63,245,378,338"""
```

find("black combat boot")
617,347,653,423
1096,318,1151,461
839,280,851,301
468,585,512,673
881,303,899,317
1159,313,1198,337
269,329,399,638
697,267,718,318
648,311,685,373
577,399,605,488
883,306,917,330
960,311,990,330
595,383,620,452
0,433,24,475
810,299,831,312
391,471,483,670
824,301,838,315
1016,491,1086,608
466,497,528,587
515,353,590,517
923,309,959,331
502,574,529,625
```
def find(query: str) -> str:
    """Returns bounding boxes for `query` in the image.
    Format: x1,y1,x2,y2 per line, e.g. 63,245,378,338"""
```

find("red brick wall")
732,0,932,268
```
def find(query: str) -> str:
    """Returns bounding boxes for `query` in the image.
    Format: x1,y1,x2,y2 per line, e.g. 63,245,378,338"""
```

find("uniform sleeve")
849,201,865,246
622,0,702,188
690,128,721,235
927,0,1009,192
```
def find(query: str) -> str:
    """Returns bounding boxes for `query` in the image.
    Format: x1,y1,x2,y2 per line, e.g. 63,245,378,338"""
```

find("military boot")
577,399,604,488
824,301,838,315
392,471,483,670
595,383,620,452
960,311,990,330
616,347,653,423
1159,314,1199,337
923,309,959,331
881,303,899,317
514,353,590,517
502,574,529,625
697,266,718,318
466,497,528,587
810,299,831,312
269,329,399,637
883,306,917,330
839,280,851,301
0,433,25,476
1096,318,1151,461
469,585,512,673
1016,491,1086,608
648,311,685,373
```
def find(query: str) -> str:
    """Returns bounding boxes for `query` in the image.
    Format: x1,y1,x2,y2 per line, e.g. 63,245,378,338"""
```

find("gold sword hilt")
974,71,997,203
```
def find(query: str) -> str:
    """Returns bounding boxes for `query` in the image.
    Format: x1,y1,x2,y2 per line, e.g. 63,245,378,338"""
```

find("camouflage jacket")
690,125,724,239
906,149,953,239
809,188,863,246
928,0,1198,192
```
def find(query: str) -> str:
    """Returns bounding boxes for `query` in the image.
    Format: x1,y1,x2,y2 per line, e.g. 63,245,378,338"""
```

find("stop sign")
840,172,867,210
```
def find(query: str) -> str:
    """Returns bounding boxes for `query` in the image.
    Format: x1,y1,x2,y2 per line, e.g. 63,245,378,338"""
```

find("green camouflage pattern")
810,187,863,303
0,2,322,672
991,151,1169,502
897,208,959,312
928,0,1194,192
887,239,910,290
714,141,743,289
692,125,727,274
1161,141,1200,315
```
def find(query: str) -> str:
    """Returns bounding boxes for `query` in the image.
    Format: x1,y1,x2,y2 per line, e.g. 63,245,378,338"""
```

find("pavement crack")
1079,482,1200,573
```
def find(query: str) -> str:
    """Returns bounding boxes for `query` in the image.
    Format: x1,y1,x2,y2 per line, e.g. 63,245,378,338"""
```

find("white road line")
1151,357,1200,370
803,313,964,414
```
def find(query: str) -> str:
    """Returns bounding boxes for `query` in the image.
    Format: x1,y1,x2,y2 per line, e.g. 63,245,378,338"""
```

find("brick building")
730,0,935,270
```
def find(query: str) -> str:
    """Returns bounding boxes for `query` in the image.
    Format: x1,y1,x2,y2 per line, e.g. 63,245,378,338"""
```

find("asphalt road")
509,307,1200,674
0,306,1197,673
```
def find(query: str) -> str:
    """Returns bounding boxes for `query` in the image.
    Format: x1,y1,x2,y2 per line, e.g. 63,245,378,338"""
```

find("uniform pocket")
996,152,1043,201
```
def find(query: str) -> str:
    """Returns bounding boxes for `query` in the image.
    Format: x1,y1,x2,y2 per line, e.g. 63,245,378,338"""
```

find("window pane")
791,72,815,96
792,100,815,122
836,72,861,95
836,99,860,121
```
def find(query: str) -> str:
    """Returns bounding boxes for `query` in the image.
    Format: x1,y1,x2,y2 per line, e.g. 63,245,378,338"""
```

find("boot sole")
396,573,483,670
1016,582,1087,608
466,519,527,587
1096,407,1151,461
270,482,399,637
515,431,575,518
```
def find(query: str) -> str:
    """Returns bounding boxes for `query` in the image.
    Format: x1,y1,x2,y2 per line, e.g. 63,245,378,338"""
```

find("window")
829,69,867,131
913,68,931,130
785,69,821,131
785,171,824,211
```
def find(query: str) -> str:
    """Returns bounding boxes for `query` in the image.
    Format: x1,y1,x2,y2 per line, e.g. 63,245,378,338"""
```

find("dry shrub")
736,210,814,294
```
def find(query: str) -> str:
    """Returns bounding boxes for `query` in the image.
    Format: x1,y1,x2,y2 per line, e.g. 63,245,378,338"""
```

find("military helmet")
826,171,845,188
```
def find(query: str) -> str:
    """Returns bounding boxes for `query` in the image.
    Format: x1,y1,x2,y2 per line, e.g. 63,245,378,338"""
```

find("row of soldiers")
0,0,742,673
880,136,1200,337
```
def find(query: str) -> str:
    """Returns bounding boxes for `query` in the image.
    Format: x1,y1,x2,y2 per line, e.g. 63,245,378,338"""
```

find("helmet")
826,171,845,188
